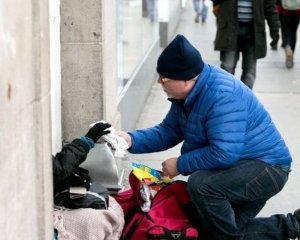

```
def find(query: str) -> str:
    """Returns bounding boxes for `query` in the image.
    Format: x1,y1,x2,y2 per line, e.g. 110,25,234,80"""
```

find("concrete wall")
0,0,53,239
50,0,62,153
61,0,120,142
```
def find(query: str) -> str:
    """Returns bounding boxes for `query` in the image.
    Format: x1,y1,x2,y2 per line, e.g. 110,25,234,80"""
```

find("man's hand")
85,122,111,143
213,4,220,16
115,131,132,148
162,157,179,178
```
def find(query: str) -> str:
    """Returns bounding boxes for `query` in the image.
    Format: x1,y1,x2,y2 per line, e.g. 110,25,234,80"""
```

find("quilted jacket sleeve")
177,92,248,175
128,104,184,153
53,139,90,193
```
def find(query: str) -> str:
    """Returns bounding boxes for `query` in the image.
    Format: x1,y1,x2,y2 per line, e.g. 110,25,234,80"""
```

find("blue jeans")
193,0,201,13
187,160,299,239
220,22,256,89
193,0,208,21
146,0,157,22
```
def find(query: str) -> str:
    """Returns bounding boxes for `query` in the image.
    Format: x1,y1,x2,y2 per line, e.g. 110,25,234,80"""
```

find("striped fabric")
237,0,254,22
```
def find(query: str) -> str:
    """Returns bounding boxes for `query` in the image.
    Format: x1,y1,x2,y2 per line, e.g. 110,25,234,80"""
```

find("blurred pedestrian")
276,0,300,68
212,0,280,89
193,0,208,23
146,0,157,22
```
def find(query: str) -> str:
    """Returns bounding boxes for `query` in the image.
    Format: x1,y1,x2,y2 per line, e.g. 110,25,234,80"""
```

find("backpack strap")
122,217,143,240
147,225,180,239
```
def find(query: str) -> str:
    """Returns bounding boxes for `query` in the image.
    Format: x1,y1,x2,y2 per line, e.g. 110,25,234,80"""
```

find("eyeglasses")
158,76,171,84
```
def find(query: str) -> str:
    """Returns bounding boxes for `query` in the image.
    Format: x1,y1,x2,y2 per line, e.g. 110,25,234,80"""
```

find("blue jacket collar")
185,63,210,113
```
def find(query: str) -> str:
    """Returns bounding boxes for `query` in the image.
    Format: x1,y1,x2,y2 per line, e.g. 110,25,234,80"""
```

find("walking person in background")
193,0,208,23
276,0,300,68
146,0,157,22
212,0,280,89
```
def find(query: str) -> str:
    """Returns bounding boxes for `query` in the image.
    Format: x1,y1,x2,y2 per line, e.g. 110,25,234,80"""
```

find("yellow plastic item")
132,167,159,182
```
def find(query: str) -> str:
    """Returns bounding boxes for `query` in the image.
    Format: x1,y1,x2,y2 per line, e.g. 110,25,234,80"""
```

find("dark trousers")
220,22,256,89
279,14,300,52
187,160,299,239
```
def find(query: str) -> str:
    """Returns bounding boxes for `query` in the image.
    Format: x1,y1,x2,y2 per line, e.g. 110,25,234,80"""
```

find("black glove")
85,122,111,143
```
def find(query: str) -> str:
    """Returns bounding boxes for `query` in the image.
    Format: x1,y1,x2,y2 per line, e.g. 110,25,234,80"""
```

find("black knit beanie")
156,34,204,80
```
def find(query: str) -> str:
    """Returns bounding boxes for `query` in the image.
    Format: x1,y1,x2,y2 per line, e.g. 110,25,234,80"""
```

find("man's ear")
185,79,196,87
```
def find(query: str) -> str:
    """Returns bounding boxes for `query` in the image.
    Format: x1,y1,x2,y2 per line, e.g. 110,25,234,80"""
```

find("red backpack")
113,172,201,240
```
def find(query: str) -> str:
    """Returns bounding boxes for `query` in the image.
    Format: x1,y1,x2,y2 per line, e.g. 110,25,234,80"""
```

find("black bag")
54,168,109,210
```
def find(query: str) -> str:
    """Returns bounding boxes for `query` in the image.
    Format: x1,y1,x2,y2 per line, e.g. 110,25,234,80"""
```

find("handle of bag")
147,225,198,240
147,225,182,239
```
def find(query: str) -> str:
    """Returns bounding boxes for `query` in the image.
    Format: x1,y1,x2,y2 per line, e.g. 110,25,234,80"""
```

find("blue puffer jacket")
128,64,292,175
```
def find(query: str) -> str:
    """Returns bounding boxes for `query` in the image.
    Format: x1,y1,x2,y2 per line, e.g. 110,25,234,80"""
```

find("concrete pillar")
61,0,120,142
50,0,62,154
0,0,52,239
158,0,182,47
142,0,149,17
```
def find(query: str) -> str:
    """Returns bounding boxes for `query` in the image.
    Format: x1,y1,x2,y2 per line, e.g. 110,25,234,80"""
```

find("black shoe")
194,13,200,23
271,44,278,50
